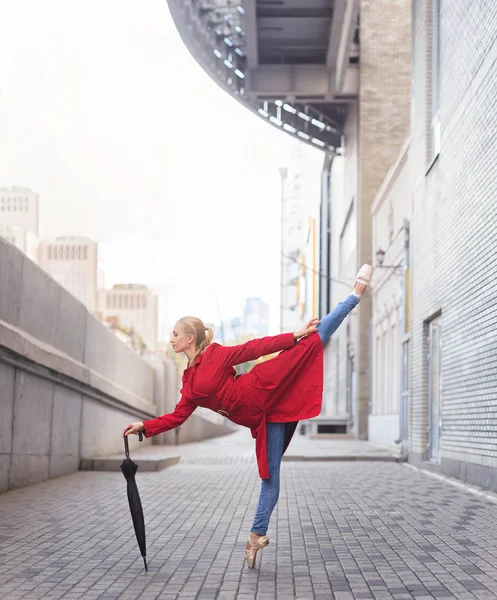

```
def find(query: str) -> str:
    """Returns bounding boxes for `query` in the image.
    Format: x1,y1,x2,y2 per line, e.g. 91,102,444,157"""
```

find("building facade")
0,224,39,264
97,284,159,351
363,0,497,490
0,186,40,236
280,142,323,334
321,0,412,437
370,140,411,451
407,0,497,488
39,236,99,312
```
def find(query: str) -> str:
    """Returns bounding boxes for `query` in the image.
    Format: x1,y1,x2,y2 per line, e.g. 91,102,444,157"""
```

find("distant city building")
0,223,39,264
214,298,269,348
215,317,240,345
97,284,159,351
39,236,98,312
0,186,39,236
102,316,147,356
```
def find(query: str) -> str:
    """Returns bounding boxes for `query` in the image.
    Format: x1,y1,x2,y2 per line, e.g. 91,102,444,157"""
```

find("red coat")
143,332,324,478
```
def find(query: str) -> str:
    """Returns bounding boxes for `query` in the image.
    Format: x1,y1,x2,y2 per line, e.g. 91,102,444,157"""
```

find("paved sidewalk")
2,435,497,599
82,429,400,471
283,433,402,461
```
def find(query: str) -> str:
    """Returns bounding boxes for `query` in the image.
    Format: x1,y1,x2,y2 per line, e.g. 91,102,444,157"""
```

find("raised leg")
317,295,360,347
316,264,373,348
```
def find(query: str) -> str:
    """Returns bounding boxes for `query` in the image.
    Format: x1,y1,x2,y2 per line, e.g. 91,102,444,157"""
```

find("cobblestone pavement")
2,450,497,600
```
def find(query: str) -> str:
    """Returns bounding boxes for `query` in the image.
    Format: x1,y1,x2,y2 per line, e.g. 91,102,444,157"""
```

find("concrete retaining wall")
0,239,234,492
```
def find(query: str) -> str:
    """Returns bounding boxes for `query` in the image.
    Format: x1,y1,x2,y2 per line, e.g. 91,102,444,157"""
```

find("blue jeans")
251,294,360,535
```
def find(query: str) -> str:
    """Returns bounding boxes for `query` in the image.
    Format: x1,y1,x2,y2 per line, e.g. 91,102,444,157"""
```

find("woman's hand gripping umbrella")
120,428,148,571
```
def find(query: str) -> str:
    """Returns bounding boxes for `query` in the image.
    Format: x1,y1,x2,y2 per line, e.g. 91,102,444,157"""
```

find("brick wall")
356,0,412,437
410,0,497,486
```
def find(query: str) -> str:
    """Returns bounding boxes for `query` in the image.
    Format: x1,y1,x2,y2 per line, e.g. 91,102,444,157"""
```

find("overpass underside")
167,0,360,152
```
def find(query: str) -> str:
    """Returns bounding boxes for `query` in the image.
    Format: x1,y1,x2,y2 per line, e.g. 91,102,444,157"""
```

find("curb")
283,454,407,463
80,455,181,472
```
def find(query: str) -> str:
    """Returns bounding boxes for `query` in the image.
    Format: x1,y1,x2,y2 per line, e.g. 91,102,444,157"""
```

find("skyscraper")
0,186,39,236
0,223,39,264
97,284,159,351
243,297,269,338
39,236,98,312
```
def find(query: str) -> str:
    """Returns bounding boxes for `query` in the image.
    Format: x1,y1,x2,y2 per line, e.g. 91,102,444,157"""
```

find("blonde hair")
178,316,214,366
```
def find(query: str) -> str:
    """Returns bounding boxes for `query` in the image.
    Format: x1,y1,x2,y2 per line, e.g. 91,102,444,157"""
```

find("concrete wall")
0,239,234,492
409,0,497,489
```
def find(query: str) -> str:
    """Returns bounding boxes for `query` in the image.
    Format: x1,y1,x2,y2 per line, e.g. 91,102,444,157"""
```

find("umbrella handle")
124,431,144,459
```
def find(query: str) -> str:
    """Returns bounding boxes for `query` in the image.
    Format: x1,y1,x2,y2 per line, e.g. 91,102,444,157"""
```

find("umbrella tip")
143,556,148,572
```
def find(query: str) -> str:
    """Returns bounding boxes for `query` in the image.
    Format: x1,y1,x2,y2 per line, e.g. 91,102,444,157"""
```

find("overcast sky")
0,0,323,332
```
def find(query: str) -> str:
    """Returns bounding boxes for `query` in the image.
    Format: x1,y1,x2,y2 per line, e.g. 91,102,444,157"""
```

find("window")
429,0,441,163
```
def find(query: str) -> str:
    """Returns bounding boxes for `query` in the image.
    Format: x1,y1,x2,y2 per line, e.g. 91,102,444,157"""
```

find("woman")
123,264,372,568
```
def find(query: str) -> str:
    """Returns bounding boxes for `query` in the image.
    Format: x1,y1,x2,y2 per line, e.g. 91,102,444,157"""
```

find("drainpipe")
396,218,410,454
279,167,288,333
320,152,334,317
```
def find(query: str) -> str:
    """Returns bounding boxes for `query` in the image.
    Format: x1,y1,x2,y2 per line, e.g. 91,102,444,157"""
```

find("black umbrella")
121,431,148,571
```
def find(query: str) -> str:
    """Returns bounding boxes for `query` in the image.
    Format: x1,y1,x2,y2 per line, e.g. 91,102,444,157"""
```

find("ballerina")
123,264,373,568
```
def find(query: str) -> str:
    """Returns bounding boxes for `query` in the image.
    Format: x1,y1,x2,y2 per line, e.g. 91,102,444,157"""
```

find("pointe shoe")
354,264,373,296
245,534,269,568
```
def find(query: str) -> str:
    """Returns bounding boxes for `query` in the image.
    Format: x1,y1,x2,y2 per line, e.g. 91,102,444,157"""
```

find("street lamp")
375,247,402,271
